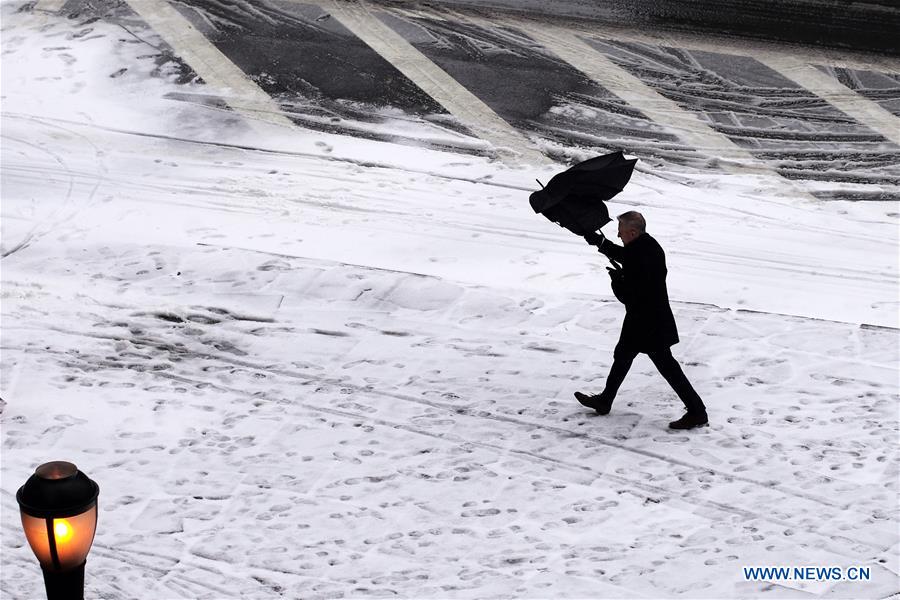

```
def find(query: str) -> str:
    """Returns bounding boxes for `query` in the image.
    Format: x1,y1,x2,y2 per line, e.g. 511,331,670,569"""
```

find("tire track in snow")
0,134,76,258
2,118,108,258
676,245,895,286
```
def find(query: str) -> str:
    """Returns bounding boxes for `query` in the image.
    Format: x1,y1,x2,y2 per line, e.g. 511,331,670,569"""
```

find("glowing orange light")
17,461,100,573
21,508,97,570
54,519,73,544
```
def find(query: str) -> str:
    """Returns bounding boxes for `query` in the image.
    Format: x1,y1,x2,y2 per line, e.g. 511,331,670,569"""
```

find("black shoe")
574,391,613,415
668,412,709,430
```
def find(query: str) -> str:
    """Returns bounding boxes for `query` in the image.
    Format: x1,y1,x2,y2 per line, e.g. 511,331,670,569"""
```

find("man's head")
616,211,646,245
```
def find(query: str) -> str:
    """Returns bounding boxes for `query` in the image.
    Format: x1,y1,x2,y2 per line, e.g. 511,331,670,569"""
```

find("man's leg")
647,347,707,416
603,342,639,400
575,342,638,414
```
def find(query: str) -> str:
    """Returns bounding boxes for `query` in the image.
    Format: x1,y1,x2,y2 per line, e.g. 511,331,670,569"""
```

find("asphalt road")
378,0,900,56
56,0,900,200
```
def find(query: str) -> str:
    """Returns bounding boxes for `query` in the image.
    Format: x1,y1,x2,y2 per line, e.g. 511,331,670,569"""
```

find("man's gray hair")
617,211,646,233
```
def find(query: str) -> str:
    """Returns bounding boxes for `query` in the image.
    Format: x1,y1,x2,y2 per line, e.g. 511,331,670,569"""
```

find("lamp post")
17,462,99,600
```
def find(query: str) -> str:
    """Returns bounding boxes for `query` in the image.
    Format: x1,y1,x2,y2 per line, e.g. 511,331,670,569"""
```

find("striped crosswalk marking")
75,0,900,171
122,0,297,132
508,13,900,145
504,20,761,169
757,56,900,146
320,0,551,166
471,14,821,201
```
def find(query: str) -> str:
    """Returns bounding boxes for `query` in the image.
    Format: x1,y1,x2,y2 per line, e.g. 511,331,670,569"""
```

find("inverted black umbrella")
530,151,637,236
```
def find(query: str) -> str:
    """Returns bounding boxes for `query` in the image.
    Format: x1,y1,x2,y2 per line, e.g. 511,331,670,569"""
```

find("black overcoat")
598,233,679,352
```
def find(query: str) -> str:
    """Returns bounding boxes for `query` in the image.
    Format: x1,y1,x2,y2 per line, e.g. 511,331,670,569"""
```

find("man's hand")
607,259,624,281
583,231,605,247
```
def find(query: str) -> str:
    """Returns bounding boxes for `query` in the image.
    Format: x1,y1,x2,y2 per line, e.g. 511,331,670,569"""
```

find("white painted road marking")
508,12,900,146
32,0,68,12
757,56,900,146
122,0,297,132
320,0,551,166
511,21,758,162
447,11,816,199
81,0,900,172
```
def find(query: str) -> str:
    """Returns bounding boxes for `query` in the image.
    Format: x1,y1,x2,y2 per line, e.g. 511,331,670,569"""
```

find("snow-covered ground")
2,4,898,598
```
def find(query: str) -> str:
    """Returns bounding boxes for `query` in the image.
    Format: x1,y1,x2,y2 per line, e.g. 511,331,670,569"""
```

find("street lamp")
17,461,99,600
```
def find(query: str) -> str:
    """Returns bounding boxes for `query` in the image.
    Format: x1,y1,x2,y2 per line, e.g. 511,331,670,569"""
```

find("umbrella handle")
535,178,545,189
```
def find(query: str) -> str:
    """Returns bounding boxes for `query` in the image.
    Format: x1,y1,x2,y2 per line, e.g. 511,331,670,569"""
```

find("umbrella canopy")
530,151,637,235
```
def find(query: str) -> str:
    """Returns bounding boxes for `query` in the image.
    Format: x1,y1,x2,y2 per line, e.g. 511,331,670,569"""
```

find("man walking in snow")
576,211,708,430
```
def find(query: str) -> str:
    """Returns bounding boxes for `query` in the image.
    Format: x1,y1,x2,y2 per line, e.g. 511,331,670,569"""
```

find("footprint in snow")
460,508,503,520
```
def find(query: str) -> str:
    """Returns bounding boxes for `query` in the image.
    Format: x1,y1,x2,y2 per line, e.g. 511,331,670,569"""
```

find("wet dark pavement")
374,12,687,165
54,0,900,199
582,38,900,187
393,0,900,57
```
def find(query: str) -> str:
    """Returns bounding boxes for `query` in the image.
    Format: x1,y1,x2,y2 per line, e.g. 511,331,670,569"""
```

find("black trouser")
603,342,706,415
